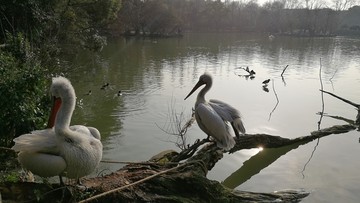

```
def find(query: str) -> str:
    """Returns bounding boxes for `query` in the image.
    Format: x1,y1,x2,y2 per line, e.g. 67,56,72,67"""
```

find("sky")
226,0,360,10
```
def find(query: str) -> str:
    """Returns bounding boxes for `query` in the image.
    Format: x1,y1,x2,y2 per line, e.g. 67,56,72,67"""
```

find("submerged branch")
268,79,279,121
281,65,289,77
318,58,325,130
320,90,360,109
320,89,360,126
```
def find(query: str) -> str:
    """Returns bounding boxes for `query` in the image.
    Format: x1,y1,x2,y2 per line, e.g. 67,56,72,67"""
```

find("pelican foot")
75,179,89,191
75,184,88,191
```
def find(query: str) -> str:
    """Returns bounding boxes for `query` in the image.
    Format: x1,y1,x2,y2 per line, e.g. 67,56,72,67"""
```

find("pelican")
12,76,103,184
184,73,246,150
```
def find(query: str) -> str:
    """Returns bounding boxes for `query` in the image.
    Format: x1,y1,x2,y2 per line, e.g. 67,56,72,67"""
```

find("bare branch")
320,90,360,108
318,58,325,130
156,98,195,150
280,65,289,77
268,79,279,121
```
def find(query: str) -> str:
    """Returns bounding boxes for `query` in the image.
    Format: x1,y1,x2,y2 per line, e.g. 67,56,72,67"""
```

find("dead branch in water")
268,79,279,121
281,65,289,86
320,90,360,109
318,58,325,130
1,123,356,202
281,65,289,77
320,89,360,125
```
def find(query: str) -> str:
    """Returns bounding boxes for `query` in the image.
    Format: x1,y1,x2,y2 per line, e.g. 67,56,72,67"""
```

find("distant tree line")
112,0,360,37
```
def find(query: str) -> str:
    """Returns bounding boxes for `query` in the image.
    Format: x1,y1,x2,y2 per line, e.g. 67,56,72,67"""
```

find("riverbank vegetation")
0,0,120,147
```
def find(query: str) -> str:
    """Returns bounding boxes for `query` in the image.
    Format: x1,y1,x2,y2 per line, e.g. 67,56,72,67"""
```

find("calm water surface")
66,33,360,202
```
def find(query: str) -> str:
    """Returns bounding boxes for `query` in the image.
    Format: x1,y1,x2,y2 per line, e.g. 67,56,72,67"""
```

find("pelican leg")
231,122,240,138
59,175,64,185
77,178,82,185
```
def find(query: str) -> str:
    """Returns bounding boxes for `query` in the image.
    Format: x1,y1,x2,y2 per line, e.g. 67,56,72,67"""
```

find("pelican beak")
184,80,205,100
47,96,62,128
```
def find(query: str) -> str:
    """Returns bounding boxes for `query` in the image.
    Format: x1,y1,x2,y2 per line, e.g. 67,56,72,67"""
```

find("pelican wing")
209,99,241,121
70,125,101,140
12,128,59,154
209,99,246,135
87,127,101,140
196,103,235,150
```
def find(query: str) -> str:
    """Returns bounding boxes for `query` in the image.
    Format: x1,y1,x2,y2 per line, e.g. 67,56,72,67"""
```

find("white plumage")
185,73,245,150
12,76,103,182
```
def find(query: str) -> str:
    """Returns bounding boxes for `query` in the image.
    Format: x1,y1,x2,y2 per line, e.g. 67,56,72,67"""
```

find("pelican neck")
55,91,75,131
196,80,212,104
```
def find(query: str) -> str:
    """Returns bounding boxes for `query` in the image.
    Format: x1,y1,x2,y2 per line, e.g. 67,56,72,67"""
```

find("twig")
280,65,289,77
318,58,325,130
156,97,194,150
179,112,196,136
320,90,360,108
329,69,337,91
268,79,279,121
281,65,289,86
171,138,210,162
301,138,320,178
281,76,287,86
316,112,355,125
0,146,14,151
320,89,360,126
329,69,338,81
79,162,193,203
101,160,179,165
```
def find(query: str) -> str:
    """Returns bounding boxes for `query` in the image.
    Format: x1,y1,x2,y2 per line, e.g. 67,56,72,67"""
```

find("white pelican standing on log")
184,73,246,150
12,76,103,184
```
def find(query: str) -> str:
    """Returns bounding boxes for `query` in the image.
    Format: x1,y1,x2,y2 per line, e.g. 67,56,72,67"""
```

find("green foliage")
0,1,122,147
0,34,51,147
1,171,20,183
55,0,121,50
1,0,121,50
0,0,58,43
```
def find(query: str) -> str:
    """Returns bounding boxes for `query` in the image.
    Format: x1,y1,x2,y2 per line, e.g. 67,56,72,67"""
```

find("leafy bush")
0,34,50,147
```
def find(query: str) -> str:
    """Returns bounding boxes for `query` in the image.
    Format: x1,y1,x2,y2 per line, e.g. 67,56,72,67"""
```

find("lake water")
65,33,360,202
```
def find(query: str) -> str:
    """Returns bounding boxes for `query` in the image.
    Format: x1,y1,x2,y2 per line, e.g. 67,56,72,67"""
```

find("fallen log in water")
0,124,356,202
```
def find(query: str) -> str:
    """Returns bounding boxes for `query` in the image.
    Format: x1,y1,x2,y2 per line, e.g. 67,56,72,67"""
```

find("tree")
332,0,357,10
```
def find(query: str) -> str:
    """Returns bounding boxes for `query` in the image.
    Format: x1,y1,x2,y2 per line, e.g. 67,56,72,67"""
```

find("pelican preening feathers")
185,73,246,150
12,76,103,184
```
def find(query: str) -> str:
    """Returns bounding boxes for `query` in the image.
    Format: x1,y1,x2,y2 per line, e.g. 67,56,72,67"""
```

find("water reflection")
223,141,308,189
59,33,360,202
